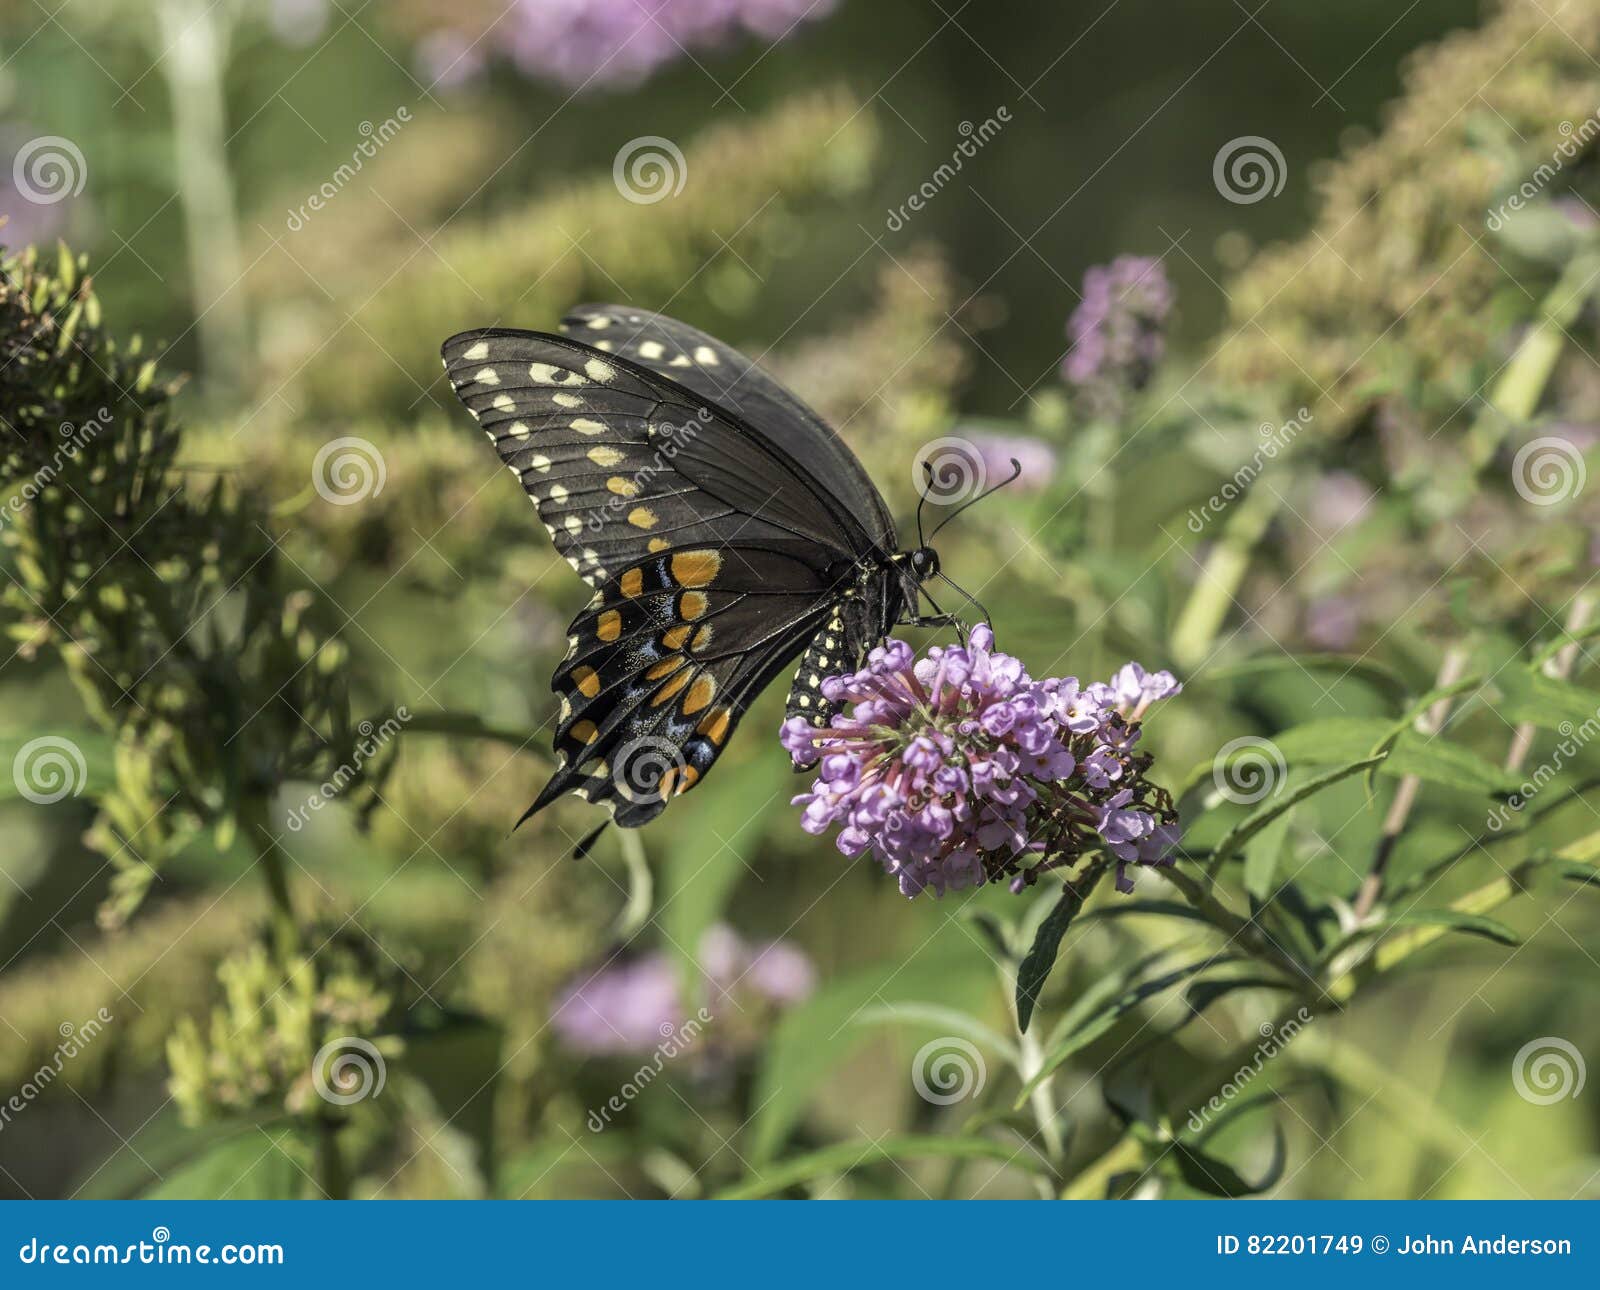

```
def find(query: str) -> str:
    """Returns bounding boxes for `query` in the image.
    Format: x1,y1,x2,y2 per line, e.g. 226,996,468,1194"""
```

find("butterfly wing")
560,304,897,551
440,325,886,827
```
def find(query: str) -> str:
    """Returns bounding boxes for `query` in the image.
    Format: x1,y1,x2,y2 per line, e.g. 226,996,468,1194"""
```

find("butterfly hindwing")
531,545,835,826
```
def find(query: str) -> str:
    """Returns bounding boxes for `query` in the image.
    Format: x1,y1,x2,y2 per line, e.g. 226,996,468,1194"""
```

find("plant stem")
1170,482,1279,671
245,794,300,963
1353,646,1470,919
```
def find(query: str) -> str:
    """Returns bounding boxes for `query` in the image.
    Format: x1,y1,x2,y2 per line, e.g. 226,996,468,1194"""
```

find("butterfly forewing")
441,322,907,829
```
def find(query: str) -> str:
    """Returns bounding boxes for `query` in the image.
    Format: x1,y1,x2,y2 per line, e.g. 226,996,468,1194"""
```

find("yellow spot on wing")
683,674,716,715
627,507,659,530
646,655,684,680
587,446,624,467
696,708,732,746
607,476,639,497
571,418,606,435
572,666,600,698
584,357,615,382
651,669,692,705
680,591,708,620
691,624,713,650
662,625,691,650
648,538,671,553
597,610,622,641
670,550,721,588
620,568,644,599
553,392,583,409
570,719,599,745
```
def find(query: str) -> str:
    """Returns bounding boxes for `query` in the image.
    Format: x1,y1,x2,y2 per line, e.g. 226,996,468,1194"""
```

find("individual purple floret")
1062,254,1174,417
783,625,1181,899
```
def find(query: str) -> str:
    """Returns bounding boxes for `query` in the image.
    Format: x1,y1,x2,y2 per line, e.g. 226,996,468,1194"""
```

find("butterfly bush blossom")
1062,254,1174,417
782,626,1181,898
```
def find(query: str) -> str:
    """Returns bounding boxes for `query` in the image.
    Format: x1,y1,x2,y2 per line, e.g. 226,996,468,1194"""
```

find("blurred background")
1,0,1598,1200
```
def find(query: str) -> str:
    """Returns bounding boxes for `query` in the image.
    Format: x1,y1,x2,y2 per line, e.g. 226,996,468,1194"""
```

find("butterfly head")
908,546,940,581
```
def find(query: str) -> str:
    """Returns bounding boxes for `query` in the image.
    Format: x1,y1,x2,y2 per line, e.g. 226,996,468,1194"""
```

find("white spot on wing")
462,341,489,361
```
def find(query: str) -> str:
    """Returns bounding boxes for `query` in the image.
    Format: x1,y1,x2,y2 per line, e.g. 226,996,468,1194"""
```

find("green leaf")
748,930,992,1162
1169,1124,1286,1198
1380,729,1517,797
1015,867,1104,1034
1016,954,1243,1107
1272,718,1394,767
1208,757,1384,866
718,1134,1034,1199
1201,654,1409,705
1494,669,1600,734
1242,808,1294,902
855,1002,1020,1065
1386,909,1522,947
144,1126,313,1200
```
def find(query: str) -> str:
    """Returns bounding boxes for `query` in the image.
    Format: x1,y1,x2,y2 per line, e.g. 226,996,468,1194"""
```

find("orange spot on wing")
572,666,600,698
695,708,732,746
645,655,685,680
569,719,599,745
670,550,721,588
662,625,691,650
597,610,622,641
650,669,692,706
680,591,708,620
682,674,716,715
619,567,644,598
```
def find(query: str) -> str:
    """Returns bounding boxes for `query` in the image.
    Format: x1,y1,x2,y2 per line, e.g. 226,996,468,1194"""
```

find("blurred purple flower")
552,924,813,1055
0,130,77,249
416,29,488,90
1305,596,1361,650
486,0,837,90
968,432,1057,493
1062,254,1174,417
782,625,1181,898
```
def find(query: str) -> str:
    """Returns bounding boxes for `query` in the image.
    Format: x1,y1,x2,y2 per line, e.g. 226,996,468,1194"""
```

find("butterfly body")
441,307,943,830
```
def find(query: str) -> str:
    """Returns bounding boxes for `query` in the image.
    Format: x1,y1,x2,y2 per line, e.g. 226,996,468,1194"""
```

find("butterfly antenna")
916,462,936,548
928,457,1022,540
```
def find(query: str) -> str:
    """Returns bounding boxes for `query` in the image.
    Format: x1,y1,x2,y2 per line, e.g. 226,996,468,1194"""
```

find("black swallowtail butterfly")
441,304,973,833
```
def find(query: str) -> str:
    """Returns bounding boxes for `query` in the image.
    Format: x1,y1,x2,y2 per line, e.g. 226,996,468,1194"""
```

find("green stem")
1170,484,1280,671
245,794,299,963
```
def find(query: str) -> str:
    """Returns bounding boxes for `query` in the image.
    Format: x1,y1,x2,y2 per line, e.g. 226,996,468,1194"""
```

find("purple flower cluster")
551,924,814,1056
782,626,1181,899
467,0,838,90
1062,255,1174,417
